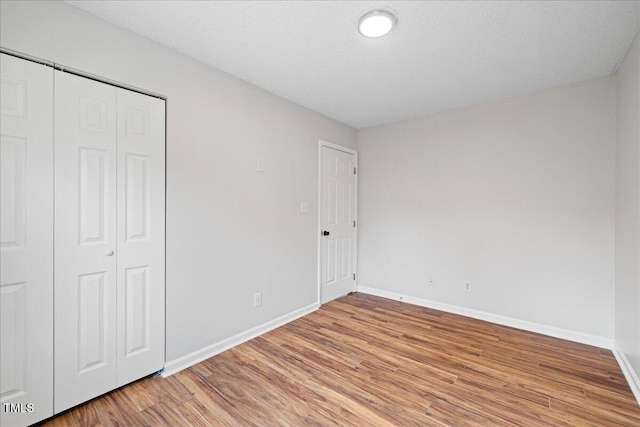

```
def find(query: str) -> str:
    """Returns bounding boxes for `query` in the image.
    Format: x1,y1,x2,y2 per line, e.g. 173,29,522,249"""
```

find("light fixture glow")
358,9,397,38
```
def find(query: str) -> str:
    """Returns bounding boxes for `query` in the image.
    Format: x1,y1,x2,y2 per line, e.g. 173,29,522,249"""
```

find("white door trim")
317,139,358,305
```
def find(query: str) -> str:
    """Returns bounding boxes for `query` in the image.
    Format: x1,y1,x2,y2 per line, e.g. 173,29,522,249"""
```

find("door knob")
323,231,330,236
105,250,115,256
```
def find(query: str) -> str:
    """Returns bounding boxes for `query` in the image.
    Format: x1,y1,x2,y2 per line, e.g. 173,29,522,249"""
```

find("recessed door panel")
341,237,351,280
78,148,108,244
126,107,150,140
0,53,54,427
0,76,26,117
339,181,348,224
77,272,107,373
327,179,337,225
0,135,26,248
125,154,150,241
0,282,26,400
79,96,107,134
326,238,337,285
320,144,357,304
125,266,150,357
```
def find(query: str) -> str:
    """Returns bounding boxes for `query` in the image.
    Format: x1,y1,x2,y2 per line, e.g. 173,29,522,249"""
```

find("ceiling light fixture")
358,9,397,38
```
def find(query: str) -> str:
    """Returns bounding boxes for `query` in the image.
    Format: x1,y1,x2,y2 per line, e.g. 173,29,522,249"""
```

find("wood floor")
45,293,640,426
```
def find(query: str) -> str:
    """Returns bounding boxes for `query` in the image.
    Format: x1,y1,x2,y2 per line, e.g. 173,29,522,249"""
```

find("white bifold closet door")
0,53,54,427
54,71,165,413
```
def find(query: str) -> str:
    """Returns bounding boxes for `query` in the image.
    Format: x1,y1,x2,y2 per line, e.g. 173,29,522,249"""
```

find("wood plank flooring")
45,293,640,426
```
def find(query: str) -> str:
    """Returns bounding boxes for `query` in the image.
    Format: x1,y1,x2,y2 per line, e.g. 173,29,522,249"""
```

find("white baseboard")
160,287,640,408
161,302,319,377
356,286,613,349
612,342,640,406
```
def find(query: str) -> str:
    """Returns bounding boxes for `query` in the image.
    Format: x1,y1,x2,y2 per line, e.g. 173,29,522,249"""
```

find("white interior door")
0,53,54,427
115,88,165,387
54,71,118,413
320,143,357,304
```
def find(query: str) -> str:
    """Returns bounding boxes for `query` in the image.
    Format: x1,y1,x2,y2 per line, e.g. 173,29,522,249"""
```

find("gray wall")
357,77,616,340
616,31,640,380
0,0,356,364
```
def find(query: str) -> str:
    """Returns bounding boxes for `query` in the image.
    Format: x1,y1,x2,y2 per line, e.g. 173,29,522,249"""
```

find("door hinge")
354,167,357,175
353,273,356,280
353,220,356,227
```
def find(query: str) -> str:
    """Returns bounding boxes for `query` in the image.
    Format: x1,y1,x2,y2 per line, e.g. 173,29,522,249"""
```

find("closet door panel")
116,88,165,386
0,53,54,427
54,71,118,413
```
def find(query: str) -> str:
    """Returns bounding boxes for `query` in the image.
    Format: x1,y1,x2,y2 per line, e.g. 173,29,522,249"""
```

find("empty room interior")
2,0,640,425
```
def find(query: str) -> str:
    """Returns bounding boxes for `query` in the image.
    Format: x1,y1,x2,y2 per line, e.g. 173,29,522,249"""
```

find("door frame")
317,139,358,305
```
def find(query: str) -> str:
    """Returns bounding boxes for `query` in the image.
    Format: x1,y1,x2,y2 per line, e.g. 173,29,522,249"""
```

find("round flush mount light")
358,9,397,38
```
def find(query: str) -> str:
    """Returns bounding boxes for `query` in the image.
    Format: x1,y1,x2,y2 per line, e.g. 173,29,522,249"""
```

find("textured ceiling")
67,1,640,129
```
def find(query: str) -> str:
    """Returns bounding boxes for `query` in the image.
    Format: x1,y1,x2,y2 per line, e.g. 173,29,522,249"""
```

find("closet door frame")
53,68,167,413
0,48,167,417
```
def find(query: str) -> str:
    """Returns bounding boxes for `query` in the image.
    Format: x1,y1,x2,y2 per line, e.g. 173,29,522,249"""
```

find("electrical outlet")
300,202,310,214
256,158,265,172
254,292,262,307
464,281,472,292
427,278,435,286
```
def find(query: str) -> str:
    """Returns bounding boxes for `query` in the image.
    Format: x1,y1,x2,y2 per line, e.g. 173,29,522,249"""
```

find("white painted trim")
612,342,640,406
317,143,323,306
161,302,318,377
318,140,358,305
319,139,358,156
357,286,613,349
